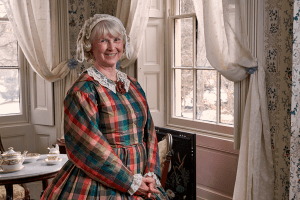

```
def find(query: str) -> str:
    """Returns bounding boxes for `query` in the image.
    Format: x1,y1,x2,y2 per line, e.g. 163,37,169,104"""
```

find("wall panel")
144,73,159,111
149,0,163,18
29,69,54,126
196,134,238,200
3,135,26,152
138,18,164,126
0,124,35,153
34,125,57,154
36,134,50,154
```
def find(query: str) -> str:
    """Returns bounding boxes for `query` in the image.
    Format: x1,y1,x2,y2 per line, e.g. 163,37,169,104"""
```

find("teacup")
47,154,59,161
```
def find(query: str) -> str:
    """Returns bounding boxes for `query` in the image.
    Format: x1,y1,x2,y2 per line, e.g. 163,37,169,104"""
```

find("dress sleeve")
144,108,161,178
64,90,134,193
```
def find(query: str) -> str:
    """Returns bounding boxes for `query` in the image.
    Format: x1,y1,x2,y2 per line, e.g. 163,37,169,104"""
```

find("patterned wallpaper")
265,0,293,199
68,0,118,72
67,0,295,199
292,0,300,199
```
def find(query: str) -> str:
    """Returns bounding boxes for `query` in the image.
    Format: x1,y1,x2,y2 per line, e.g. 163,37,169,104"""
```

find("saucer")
0,165,24,173
44,158,62,164
24,153,41,163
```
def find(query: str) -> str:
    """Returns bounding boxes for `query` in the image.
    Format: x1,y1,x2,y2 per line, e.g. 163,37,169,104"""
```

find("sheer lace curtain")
192,0,274,199
116,0,151,77
2,0,77,138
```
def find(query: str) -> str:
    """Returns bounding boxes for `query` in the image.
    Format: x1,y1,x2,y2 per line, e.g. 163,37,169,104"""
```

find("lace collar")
86,66,130,94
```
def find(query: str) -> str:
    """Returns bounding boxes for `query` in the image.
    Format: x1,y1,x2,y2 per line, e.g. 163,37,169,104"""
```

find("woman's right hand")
135,177,160,197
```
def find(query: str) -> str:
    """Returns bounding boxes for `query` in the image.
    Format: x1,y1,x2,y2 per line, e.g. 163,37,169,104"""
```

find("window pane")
0,2,7,18
196,70,217,122
0,21,18,67
174,18,193,68
180,0,195,15
0,69,20,115
220,75,234,125
174,69,193,119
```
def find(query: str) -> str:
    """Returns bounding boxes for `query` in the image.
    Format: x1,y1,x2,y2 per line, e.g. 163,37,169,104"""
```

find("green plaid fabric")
41,70,167,200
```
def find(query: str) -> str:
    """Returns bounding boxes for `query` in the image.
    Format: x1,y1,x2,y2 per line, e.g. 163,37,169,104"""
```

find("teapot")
0,147,27,171
48,144,60,155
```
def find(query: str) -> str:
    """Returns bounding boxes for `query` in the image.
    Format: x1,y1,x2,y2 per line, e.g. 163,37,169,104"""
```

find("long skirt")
41,143,168,200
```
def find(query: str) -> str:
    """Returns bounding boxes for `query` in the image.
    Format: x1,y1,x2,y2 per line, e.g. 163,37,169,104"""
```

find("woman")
41,14,168,200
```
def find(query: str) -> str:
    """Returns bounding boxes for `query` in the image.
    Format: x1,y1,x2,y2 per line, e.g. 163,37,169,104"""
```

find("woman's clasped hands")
135,176,160,199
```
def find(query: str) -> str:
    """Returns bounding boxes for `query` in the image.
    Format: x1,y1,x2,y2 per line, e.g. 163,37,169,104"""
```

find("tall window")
0,2,27,123
168,0,234,135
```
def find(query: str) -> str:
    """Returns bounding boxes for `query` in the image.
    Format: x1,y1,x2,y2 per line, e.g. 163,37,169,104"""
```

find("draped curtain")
116,0,151,76
3,0,152,137
192,0,274,199
2,0,78,138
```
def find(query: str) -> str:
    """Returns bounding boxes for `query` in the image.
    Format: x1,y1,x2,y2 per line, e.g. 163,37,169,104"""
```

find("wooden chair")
158,133,173,188
0,135,30,200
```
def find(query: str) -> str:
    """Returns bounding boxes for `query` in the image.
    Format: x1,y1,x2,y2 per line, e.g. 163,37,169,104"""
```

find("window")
167,0,234,135
0,2,27,124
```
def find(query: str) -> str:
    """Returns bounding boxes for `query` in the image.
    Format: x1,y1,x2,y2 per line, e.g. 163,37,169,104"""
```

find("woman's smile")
92,33,124,68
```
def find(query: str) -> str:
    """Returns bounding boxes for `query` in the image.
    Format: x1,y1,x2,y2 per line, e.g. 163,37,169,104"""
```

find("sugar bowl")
0,147,27,172
47,144,60,161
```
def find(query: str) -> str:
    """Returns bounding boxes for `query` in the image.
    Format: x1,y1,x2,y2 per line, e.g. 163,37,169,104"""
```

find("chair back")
158,133,173,188
0,135,5,153
0,135,30,199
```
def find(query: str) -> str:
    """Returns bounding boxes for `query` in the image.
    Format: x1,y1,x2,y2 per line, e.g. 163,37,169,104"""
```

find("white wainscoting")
0,124,35,153
34,125,57,154
29,69,54,126
196,134,238,200
138,18,165,126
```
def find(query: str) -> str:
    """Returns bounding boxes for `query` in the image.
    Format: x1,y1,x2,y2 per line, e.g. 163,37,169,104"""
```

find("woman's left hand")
145,176,159,198
135,177,159,197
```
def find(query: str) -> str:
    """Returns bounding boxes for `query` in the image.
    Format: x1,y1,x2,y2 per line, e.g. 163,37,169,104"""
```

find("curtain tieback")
245,66,258,74
68,58,79,69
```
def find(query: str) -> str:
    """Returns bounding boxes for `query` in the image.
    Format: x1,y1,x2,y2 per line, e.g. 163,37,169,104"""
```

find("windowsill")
164,123,234,142
0,121,32,129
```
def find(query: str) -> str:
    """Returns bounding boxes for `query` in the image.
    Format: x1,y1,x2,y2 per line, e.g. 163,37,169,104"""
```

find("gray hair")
90,20,126,44
76,14,131,63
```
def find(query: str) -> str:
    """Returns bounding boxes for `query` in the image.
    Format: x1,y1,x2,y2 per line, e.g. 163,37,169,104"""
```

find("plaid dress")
41,68,167,200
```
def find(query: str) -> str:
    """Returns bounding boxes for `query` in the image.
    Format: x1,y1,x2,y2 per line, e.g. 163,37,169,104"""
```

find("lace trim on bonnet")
76,14,131,63
86,67,130,94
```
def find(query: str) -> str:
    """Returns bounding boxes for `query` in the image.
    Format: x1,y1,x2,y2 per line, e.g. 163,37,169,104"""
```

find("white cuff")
128,174,143,195
144,172,162,187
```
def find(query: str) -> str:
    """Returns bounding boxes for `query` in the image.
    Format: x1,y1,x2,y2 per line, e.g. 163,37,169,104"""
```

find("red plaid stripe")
41,72,166,199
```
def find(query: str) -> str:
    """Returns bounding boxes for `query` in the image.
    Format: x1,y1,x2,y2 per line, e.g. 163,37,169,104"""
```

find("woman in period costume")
41,14,168,200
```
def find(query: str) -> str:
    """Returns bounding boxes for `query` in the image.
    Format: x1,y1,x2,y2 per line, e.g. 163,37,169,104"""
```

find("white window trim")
165,1,234,138
0,48,29,126
164,0,263,145
233,0,264,149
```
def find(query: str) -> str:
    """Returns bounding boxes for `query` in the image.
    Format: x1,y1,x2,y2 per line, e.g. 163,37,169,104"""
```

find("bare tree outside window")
0,2,20,115
173,0,234,125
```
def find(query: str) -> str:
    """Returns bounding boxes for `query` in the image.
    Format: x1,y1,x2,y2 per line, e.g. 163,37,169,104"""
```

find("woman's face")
91,33,124,68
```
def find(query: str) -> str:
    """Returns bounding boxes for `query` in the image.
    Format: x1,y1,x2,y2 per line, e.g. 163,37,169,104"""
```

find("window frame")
165,0,234,137
0,17,29,126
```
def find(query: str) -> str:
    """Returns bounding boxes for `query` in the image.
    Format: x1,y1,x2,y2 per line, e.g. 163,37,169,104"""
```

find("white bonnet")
76,14,131,63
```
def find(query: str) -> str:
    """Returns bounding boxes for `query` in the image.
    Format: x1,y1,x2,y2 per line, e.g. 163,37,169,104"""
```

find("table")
0,154,68,200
